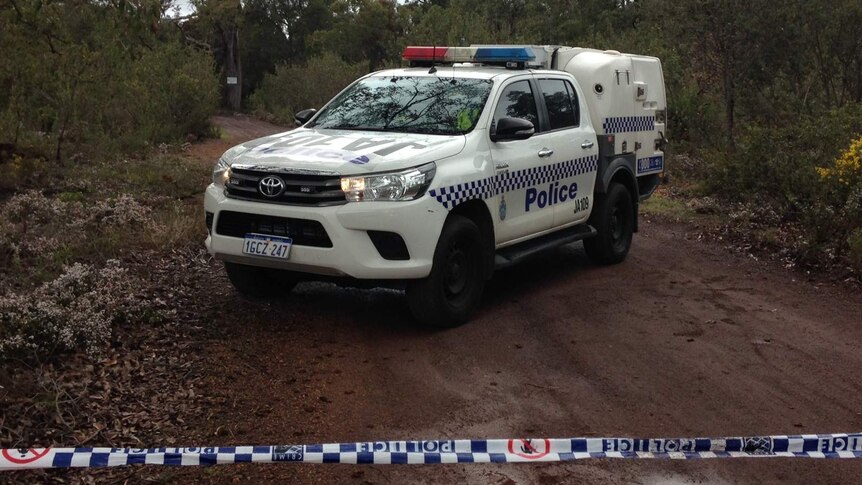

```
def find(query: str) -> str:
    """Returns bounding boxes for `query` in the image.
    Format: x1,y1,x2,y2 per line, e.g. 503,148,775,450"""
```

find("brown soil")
24,116,862,484
190,114,289,165
173,219,862,484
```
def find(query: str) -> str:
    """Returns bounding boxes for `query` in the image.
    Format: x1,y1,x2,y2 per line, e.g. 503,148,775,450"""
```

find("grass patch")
88,154,210,199
143,201,205,249
57,190,87,203
640,191,695,220
0,152,209,292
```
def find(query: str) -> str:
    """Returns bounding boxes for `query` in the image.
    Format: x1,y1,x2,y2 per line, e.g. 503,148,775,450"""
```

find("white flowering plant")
0,260,163,359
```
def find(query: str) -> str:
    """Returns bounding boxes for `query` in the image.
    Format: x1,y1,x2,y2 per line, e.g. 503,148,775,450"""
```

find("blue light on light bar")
472,47,536,63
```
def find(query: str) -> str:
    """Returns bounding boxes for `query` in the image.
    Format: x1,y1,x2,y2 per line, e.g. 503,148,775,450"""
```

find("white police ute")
204,45,667,326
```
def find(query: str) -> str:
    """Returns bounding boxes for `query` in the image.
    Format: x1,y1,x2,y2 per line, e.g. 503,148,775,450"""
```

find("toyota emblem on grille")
259,175,285,197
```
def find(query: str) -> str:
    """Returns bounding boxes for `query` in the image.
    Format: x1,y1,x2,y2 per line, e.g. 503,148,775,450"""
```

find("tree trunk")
224,26,242,112
56,77,79,164
723,57,736,150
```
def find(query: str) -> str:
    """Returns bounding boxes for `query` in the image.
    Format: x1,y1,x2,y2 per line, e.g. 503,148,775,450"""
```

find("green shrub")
250,54,367,124
704,125,820,208
102,42,220,153
0,1,219,161
849,227,862,270
697,105,862,268
704,104,862,206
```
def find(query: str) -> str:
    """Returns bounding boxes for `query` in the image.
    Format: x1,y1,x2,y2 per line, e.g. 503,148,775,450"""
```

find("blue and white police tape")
3,433,861,470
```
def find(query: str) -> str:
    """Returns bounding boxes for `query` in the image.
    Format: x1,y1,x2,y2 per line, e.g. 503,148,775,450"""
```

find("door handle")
495,163,509,170
538,148,554,158
581,141,595,149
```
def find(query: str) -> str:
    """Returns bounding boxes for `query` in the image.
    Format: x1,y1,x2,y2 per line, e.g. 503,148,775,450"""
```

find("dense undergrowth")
0,146,217,481
643,131,862,280
0,150,210,362
0,1,218,163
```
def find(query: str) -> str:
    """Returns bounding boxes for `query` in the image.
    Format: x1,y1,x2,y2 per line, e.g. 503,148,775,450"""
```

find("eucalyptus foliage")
0,0,218,161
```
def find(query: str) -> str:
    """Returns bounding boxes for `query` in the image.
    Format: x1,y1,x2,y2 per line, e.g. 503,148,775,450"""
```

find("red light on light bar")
402,46,449,61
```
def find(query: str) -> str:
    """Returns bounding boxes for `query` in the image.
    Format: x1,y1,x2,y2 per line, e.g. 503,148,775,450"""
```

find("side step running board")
494,224,597,270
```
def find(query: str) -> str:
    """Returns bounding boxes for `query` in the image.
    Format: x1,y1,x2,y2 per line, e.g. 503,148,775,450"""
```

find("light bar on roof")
402,46,537,65
402,46,448,62
473,47,535,62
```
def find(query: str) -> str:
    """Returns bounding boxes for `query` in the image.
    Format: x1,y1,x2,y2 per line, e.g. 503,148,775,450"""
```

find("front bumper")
204,184,447,279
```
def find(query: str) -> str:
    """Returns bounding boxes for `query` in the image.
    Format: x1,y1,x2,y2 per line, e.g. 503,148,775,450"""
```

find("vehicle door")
489,77,555,245
532,76,600,228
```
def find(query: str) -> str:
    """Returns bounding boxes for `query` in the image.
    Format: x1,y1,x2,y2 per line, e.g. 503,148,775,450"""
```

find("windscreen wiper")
323,125,389,132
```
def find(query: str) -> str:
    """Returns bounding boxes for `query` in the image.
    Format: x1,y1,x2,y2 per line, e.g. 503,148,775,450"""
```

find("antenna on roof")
451,45,458,83
428,44,438,74
451,57,457,83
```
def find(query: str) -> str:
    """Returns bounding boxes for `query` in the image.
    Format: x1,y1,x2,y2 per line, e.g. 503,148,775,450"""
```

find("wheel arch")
596,157,639,233
449,200,495,279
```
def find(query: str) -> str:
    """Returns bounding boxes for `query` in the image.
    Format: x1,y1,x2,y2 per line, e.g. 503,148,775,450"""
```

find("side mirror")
294,108,317,126
491,117,535,142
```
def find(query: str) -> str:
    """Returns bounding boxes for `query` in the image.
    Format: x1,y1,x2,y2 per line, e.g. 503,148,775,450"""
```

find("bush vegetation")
0,153,207,360
0,0,218,162
0,1,218,362
250,54,367,125
0,261,160,359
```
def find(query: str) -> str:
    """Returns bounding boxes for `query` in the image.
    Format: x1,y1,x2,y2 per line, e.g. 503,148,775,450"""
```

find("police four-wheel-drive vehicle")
205,45,667,326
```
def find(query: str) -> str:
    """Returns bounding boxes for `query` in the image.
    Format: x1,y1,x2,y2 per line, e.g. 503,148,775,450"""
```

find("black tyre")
406,215,486,327
583,182,635,265
224,262,299,299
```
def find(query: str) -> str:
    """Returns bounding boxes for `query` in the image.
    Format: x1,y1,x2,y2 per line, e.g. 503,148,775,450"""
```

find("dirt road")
178,117,862,483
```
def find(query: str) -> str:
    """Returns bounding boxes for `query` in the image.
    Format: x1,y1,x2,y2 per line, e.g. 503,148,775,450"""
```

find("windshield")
308,76,493,136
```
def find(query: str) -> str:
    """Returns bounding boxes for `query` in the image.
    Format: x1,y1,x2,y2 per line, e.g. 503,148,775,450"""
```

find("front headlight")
212,157,231,187
340,162,436,202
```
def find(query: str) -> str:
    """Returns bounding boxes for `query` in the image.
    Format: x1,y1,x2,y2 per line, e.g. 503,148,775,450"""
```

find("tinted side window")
540,79,578,130
493,80,539,129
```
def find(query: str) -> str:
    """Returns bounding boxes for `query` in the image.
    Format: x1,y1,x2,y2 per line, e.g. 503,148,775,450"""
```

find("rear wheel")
407,215,486,327
224,262,299,298
584,182,634,265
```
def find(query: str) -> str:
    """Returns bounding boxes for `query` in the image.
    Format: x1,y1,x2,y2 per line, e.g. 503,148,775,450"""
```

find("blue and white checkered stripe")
602,116,656,134
428,178,495,210
3,433,860,469
428,155,599,210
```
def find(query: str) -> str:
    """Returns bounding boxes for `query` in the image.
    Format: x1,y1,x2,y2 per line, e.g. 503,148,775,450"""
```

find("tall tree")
239,0,291,95
193,0,243,111
312,0,402,71
653,0,801,148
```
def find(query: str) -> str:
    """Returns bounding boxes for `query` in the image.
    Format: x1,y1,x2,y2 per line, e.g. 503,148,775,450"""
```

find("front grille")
225,168,345,206
215,211,333,248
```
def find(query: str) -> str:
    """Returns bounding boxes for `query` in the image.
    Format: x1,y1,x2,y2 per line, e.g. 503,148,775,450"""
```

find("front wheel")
406,215,486,327
583,182,635,265
224,262,299,299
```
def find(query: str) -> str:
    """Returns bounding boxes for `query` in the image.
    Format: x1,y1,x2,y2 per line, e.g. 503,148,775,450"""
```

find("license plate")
242,234,292,259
